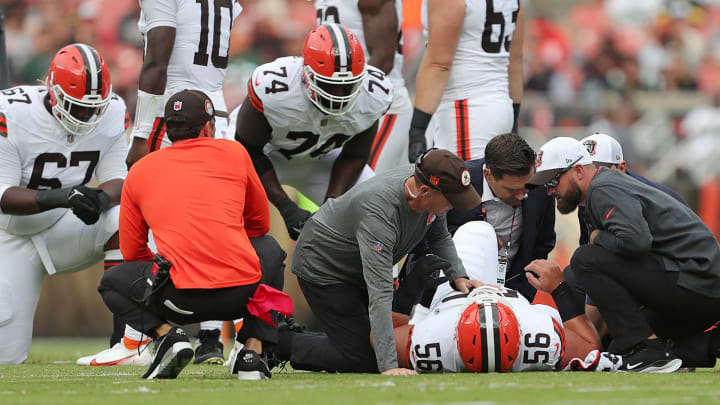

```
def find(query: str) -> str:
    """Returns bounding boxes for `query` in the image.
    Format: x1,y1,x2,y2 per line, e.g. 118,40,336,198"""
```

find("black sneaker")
617,338,682,373
142,327,194,379
231,349,271,380
193,329,225,365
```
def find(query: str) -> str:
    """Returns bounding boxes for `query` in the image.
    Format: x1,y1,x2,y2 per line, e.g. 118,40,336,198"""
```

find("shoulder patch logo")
373,242,384,252
461,170,471,187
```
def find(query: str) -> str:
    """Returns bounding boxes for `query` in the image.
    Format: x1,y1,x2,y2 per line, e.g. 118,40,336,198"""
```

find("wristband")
550,281,586,322
36,188,71,210
410,108,432,132
132,90,165,139
274,196,297,218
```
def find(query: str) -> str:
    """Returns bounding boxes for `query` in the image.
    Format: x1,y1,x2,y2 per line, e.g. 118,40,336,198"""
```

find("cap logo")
583,140,597,156
205,100,213,115
173,101,182,111
460,170,471,187
535,150,544,168
565,158,574,164
429,175,440,186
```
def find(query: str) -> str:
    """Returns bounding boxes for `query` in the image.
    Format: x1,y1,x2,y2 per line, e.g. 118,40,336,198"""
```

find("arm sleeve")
96,133,129,184
119,175,153,261
0,135,21,212
356,213,398,372
589,186,652,255
241,149,270,238
142,0,177,30
426,215,468,281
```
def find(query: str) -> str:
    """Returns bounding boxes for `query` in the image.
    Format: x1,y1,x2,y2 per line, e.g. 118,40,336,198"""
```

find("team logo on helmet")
583,140,597,156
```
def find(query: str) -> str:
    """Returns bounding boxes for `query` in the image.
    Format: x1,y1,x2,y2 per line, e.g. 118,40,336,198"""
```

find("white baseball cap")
581,133,623,164
527,137,593,186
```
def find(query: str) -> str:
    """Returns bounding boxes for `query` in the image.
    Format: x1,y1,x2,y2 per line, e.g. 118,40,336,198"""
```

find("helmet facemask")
48,73,111,137
304,64,365,116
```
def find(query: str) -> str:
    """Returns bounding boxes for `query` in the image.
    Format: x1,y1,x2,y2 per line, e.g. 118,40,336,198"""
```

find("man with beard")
525,137,720,373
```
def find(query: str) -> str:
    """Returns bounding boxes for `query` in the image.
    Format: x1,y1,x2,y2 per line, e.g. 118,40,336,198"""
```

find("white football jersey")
421,0,519,101
315,0,404,89
239,56,393,161
138,0,243,113
0,85,128,235
409,287,565,373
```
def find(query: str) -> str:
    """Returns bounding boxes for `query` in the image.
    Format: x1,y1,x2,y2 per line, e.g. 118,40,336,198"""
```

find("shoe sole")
194,356,225,365
144,342,194,379
237,370,269,380
636,358,683,373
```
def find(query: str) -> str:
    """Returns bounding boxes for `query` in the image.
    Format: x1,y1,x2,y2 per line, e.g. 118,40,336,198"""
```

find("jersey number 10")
193,0,233,69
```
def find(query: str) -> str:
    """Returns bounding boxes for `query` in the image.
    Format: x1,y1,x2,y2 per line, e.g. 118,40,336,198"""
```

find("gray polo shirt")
292,165,468,372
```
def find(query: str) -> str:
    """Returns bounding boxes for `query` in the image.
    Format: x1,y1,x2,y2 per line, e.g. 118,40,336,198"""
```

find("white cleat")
76,342,152,366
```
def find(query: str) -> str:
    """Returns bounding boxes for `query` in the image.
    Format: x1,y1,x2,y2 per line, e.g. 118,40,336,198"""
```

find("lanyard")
503,207,517,258
496,207,517,286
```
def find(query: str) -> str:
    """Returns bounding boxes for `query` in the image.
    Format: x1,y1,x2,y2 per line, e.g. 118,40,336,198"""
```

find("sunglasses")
415,148,442,191
545,156,583,188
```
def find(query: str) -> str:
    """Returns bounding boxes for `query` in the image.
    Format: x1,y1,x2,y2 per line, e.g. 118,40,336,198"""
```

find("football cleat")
76,341,152,366
193,329,224,365
225,341,245,368
142,327,194,379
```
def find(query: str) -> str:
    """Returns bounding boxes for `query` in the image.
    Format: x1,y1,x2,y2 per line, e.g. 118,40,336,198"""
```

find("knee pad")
0,280,14,326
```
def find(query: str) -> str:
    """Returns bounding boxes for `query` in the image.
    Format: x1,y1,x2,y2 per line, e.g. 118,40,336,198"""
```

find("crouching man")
99,90,291,380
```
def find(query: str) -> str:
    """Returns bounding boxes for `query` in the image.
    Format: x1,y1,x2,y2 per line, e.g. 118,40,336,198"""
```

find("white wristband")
131,90,164,140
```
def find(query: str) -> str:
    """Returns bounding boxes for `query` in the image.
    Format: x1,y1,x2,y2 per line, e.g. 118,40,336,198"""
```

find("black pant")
287,278,378,373
99,262,277,345
571,244,720,359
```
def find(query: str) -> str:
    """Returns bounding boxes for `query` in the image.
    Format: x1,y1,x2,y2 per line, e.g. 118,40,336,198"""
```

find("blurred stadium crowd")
2,0,719,334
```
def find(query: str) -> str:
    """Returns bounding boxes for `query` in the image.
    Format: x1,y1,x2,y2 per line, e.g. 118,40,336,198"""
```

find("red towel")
246,284,294,326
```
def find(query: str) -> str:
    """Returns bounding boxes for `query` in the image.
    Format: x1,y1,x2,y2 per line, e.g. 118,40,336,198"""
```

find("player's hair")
484,133,536,179
165,122,206,142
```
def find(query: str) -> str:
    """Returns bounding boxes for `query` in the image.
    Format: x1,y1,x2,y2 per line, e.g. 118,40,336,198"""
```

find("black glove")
411,254,451,289
68,185,111,225
275,196,312,240
36,185,110,225
408,108,432,163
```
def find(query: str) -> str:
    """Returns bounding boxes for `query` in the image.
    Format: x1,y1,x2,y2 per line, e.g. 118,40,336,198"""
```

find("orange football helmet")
302,23,365,115
456,286,521,373
47,43,112,136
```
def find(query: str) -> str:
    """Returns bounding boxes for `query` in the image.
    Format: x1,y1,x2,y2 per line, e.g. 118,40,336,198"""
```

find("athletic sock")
233,319,244,335
123,325,150,350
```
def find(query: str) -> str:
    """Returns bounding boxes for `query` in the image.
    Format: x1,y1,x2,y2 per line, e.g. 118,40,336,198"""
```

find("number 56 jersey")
409,287,565,373
0,85,129,235
240,56,393,162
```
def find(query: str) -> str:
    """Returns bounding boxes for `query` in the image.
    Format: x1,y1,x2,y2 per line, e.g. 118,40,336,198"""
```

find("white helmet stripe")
327,23,349,72
484,305,496,373
75,43,99,96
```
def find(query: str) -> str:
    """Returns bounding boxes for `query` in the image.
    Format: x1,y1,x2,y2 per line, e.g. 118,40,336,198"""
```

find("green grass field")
1,338,719,405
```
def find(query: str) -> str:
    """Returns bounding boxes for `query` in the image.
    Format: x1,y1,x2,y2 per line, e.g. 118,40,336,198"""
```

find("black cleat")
193,329,225,365
617,338,682,373
142,327,194,379
231,349,272,380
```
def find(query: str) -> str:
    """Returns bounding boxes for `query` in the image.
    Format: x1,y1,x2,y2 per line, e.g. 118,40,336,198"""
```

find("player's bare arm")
359,0,398,75
233,99,286,203
126,26,176,169
408,0,465,161
324,120,377,200
508,5,524,132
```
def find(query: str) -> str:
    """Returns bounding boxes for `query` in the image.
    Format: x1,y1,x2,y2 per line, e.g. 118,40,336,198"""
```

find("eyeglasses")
545,156,583,188
415,148,442,191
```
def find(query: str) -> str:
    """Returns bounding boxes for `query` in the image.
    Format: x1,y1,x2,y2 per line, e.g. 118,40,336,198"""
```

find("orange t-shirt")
120,138,269,289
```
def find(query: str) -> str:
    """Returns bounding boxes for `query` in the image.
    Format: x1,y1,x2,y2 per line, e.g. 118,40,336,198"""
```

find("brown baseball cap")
415,149,481,211
164,90,215,129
